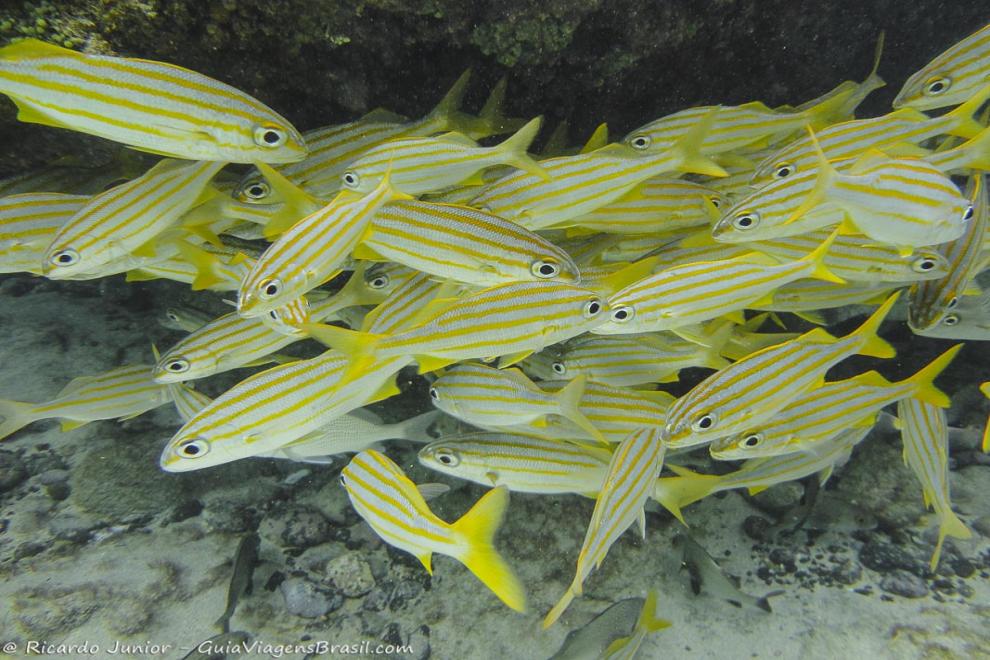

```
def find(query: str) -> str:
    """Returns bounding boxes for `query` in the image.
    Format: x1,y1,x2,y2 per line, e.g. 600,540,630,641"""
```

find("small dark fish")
180,630,250,660
673,532,782,612
214,532,260,633
767,477,821,537
548,597,644,660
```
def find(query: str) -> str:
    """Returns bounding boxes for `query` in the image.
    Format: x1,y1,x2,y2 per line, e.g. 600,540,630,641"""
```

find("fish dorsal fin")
579,123,609,154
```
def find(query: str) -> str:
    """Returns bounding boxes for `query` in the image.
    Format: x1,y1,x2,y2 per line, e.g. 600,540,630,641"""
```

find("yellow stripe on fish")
237,173,412,316
543,426,665,628
894,22,990,111
596,232,843,334
654,426,871,524
897,397,972,570
339,116,546,195
661,293,898,448
159,350,410,472
418,432,612,495
429,363,606,443
709,344,962,460
522,332,729,387
341,450,526,612
0,39,306,162
0,192,87,274
42,159,225,278
358,199,581,286
909,176,988,331
0,364,171,440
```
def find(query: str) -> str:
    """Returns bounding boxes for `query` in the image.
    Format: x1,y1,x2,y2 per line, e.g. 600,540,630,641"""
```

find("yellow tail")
850,291,899,358
904,344,963,408
0,399,39,441
451,486,527,613
500,116,548,180
557,375,608,445
801,229,845,284
930,508,972,571
651,466,722,525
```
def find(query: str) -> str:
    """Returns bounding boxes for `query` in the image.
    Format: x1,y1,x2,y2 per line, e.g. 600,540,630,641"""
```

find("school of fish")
1,22,989,642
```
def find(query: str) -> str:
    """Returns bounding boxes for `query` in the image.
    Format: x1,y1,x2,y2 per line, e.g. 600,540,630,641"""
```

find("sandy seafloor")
0,273,989,660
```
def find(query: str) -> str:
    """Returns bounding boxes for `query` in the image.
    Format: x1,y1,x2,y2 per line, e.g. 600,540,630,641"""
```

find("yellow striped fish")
236,174,412,316
709,344,961,460
522,332,729,387
596,233,842,335
357,199,580,286
42,159,225,278
429,363,606,443
167,381,214,423
471,134,727,231
661,293,897,448
0,192,87,274
751,87,990,186
755,279,899,316
159,305,212,332
620,88,855,157
358,271,451,335
543,426,665,628
160,350,411,471
752,229,950,283
897,397,972,570
341,450,526,612
340,117,546,195
0,364,171,440
561,177,719,235
304,280,610,378
894,22,990,110
911,290,990,341
532,379,676,444
654,426,871,524
418,432,612,495
909,176,988,331
714,147,971,251
0,39,306,162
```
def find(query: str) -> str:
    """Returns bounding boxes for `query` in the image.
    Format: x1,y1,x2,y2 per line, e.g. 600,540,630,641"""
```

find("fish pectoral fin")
59,419,89,432
12,100,72,130
417,552,434,575
416,482,450,500
485,471,499,486
497,350,533,368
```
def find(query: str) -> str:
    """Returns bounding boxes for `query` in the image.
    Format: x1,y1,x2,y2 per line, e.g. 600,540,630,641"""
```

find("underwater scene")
1,2,990,659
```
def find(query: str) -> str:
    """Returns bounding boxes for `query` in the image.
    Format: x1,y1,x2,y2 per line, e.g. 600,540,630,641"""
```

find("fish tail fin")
425,69,471,130
174,239,225,291
557,375,607,445
698,320,734,369
501,116,548,180
851,291,899,358
802,229,846,284
396,410,441,443
952,125,990,171
251,162,321,238
543,585,578,629
905,344,963,408
0,399,38,441
931,509,972,571
637,589,672,632
945,83,990,139
651,467,721,525
670,109,728,177
786,126,838,224
212,613,231,634
802,83,860,129
454,77,528,138
452,486,527,613
301,322,384,381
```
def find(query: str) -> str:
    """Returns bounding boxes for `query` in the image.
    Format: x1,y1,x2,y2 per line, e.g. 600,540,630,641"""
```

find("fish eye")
942,314,960,326
366,268,390,289
243,181,271,200
342,171,360,189
946,296,958,310
963,205,974,221
254,124,288,148
49,248,80,267
434,448,460,467
176,438,210,458
166,310,179,322
531,259,561,279
164,358,190,373
732,212,759,230
583,298,603,318
773,163,794,179
610,305,634,323
742,433,763,448
258,278,282,299
552,361,567,375
911,256,939,273
629,135,651,150
429,387,440,401
691,413,718,432
924,76,951,96
339,474,347,487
